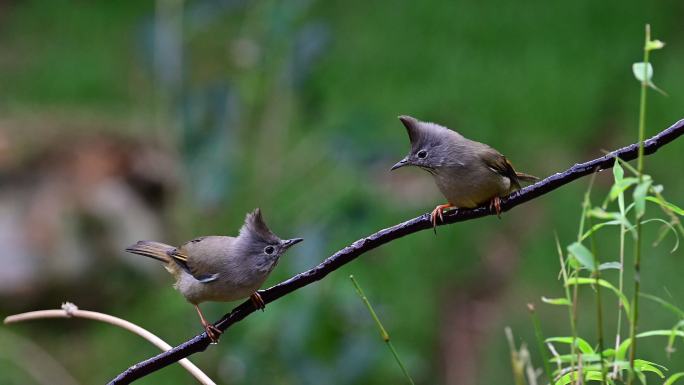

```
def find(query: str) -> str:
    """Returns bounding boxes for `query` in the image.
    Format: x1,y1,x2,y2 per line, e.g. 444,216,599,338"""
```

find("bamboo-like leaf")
616,330,684,360
567,242,596,271
566,277,630,317
640,218,679,252
634,177,653,217
645,196,684,216
546,336,595,354
639,293,684,319
664,372,684,385
542,297,571,306
598,261,622,271
606,177,638,204
634,359,666,378
613,158,624,182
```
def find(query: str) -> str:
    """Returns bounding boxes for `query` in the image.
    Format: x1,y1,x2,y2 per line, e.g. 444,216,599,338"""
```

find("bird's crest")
399,115,461,151
240,208,280,244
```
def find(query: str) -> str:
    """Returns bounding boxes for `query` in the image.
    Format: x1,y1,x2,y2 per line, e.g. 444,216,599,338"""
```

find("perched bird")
391,115,538,231
126,208,303,342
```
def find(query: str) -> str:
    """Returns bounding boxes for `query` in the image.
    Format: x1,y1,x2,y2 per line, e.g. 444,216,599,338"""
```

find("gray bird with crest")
391,115,538,231
126,208,303,342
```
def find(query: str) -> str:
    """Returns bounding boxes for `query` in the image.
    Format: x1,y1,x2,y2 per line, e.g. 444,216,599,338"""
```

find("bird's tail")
125,240,174,263
516,172,540,184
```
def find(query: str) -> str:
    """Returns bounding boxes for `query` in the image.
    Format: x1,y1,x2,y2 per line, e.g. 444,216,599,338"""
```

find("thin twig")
350,275,414,385
109,118,684,384
4,303,215,385
528,303,553,383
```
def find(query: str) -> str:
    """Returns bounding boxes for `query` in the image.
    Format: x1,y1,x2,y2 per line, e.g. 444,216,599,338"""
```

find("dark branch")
109,118,684,384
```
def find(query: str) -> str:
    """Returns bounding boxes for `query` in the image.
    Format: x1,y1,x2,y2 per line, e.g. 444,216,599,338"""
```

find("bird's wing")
479,147,522,190
170,236,226,284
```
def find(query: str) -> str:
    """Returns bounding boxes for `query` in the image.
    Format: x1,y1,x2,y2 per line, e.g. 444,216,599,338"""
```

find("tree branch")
5,302,215,385
109,118,684,384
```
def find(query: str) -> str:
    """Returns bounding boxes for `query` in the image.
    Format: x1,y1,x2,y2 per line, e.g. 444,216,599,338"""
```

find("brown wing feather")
171,244,218,283
480,147,522,190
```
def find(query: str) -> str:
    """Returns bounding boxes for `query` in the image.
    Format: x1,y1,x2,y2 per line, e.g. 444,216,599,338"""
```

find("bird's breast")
432,166,511,208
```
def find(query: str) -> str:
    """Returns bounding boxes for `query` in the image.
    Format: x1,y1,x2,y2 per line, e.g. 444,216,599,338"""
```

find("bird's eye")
264,246,275,255
417,150,428,159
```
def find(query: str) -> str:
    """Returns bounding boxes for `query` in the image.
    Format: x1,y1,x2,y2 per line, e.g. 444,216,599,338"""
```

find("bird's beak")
390,157,410,171
281,238,304,250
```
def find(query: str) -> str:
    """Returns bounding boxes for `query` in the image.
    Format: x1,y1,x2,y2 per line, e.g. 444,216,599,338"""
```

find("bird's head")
391,115,462,173
238,208,303,264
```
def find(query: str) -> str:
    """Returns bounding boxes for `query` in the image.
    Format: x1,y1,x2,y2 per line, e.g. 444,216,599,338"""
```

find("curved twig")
4,303,215,385
109,119,684,384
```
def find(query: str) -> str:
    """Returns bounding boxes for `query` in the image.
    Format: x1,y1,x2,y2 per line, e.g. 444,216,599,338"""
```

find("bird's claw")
250,292,266,311
203,322,222,344
430,203,455,234
489,196,502,218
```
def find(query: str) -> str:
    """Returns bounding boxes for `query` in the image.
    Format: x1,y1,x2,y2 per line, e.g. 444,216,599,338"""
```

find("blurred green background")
1,1,683,384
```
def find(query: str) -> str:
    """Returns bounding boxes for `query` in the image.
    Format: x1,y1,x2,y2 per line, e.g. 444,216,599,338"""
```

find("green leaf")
613,158,624,182
567,242,596,271
607,177,638,203
641,218,679,253
580,219,625,242
646,39,665,51
546,336,595,354
541,296,571,306
664,372,684,385
617,330,684,360
634,359,666,378
548,353,606,363
599,261,622,270
639,293,684,319
554,372,577,385
645,196,684,216
634,177,653,217
633,62,653,82
566,277,630,317
585,371,606,382
632,62,667,95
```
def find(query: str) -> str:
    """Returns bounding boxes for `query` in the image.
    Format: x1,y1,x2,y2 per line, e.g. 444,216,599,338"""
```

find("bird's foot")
489,196,502,218
430,203,455,234
250,292,266,311
202,321,222,344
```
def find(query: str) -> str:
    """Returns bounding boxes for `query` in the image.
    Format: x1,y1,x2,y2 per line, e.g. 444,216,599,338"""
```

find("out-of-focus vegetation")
1,1,683,384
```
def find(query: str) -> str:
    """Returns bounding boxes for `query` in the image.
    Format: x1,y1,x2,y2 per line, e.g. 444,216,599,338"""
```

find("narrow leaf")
566,277,630,317
598,261,622,271
646,196,684,216
567,242,596,271
613,158,624,182
634,178,653,217
542,297,571,306
546,336,595,354
664,372,684,385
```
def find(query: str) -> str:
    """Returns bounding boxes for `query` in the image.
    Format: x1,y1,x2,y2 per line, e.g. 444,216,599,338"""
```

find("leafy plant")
512,25,684,385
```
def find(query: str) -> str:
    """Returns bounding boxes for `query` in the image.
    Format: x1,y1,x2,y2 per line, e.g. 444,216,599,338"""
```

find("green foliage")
517,26,684,385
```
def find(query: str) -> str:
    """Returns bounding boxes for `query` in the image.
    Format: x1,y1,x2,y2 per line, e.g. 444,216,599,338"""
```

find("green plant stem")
350,275,415,385
627,23,651,385
528,303,553,382
588,216,606,384
580,171,606,383
555,234,579,381
613,215,627,380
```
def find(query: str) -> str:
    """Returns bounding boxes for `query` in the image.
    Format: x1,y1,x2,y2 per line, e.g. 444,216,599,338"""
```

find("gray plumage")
391,115,538,209
126,208,302,305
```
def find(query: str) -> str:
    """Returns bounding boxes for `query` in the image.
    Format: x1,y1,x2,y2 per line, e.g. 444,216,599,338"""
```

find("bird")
391,115,539,231
125,208,303,342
